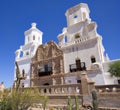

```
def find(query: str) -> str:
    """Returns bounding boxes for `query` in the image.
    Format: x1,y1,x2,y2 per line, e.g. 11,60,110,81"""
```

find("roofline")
65,3,90,16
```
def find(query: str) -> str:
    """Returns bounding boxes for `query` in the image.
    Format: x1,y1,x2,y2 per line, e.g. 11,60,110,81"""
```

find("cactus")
15,61,21,91
14,62,26,92
92,89,98,110
68,96,72,110
75,95,79,110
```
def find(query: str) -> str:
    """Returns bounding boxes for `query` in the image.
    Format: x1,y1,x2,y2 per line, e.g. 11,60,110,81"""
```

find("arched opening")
64,36,67,43
44,83,49,86
91,56,96,63
22,69,25,77
76,58,81,70
75,33,80,39
33,35,35,40
26,51,29,56
74,15,78,19
22,83,24,88
20,51,23,57
43,83,50,93
118,80,120,84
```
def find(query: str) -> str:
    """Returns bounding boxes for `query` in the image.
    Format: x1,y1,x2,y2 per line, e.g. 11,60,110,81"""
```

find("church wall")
102,60,120,85
87,73,104,85
65,76,77,84
64,71,105,85
25,31,42,45
63,40,101,73
14,3,119,87
14,23,43,87
15,59,31,87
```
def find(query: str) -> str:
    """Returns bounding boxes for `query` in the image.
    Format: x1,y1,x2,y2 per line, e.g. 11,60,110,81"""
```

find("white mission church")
14,3,120,88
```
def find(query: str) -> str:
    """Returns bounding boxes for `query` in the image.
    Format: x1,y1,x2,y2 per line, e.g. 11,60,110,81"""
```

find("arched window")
91,56,96,63
33,35,35,40
22,69,25,77
20,51,23,57
75,33,80,39
26,51,29,55
43,83,50,93
74,15,78,19
77,80,81,83
76,58,81,70
64,36,67,43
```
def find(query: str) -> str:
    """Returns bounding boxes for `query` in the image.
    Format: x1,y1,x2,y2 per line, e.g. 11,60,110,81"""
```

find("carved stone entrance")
30,41,64,87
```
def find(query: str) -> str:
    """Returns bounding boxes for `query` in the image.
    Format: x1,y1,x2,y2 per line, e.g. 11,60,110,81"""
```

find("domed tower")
24,23,42,46
58,3,107,85
58,3,92,46
65,3,91,26
14,23,43,87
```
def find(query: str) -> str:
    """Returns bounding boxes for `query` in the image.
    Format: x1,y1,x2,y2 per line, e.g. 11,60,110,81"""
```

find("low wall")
23,84,120,109
98,92,120,108
99,107,120,110
95,84,120,92
95,85,120,109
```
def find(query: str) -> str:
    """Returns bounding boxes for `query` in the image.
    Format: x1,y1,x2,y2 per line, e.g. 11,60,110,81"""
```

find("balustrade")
95,84,120,93
36,84,81,95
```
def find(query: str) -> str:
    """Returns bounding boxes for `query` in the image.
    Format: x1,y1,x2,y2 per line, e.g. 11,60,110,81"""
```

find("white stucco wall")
102,59,120,85
63,38,102,73
57,3,109,86
14,23,43,87
87,73,105,85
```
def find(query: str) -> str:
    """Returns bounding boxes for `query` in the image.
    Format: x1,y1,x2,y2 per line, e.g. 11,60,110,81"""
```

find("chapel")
14,3,119,88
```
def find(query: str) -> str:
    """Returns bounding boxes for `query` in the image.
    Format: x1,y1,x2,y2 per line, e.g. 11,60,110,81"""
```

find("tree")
0,88,40,110
0,89,12,110
40,95,49,110
10,90,35,110
108,61,120,77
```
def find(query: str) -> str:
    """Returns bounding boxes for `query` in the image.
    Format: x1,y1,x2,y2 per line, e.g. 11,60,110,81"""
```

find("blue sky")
0,0,120,88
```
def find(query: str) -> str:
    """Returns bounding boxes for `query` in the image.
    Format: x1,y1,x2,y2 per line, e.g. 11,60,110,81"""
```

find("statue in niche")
54,59,60,73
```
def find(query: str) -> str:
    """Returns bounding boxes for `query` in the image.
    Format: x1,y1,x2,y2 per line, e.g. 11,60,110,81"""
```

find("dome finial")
31,22,36,28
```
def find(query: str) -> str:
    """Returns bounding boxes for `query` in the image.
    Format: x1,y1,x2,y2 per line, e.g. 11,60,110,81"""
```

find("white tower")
65,3,91,27
58,3,107,85
14,23,43,87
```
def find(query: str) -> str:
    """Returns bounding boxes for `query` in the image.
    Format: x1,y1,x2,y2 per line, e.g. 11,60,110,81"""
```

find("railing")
38,66,52,77
95,84,120,93
30,84,81,95
69,62,86,72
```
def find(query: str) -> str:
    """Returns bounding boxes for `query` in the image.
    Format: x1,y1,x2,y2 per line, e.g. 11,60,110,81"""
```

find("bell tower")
14,23,43,87
15,23,43,59
24,23,42,45
65,3,91,26
57,3,106,80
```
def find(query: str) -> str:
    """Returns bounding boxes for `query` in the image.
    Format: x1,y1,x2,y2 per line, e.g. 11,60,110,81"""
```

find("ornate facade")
30,41,64,86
